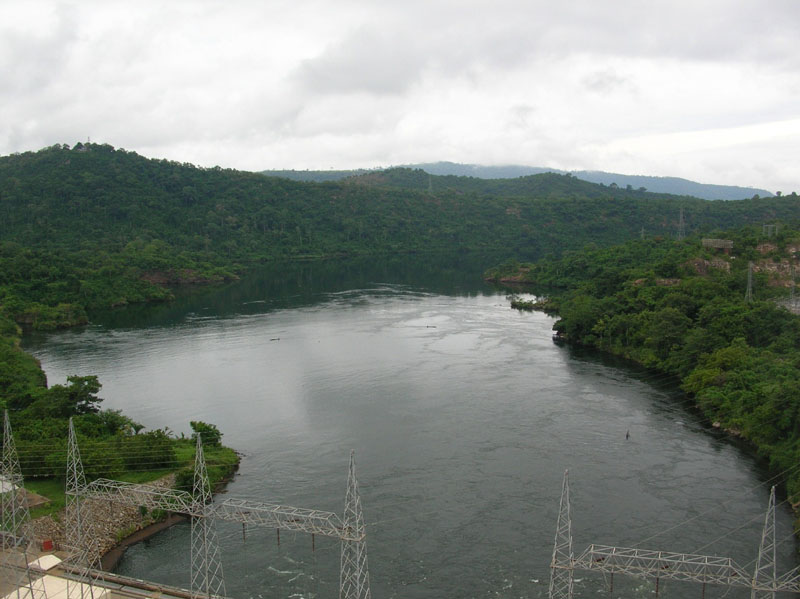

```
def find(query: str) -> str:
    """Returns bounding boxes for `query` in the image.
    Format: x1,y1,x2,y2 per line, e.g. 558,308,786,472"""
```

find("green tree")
190,420,222,447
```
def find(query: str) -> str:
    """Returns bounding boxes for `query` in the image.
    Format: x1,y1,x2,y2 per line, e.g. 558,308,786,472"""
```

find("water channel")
22,255,798,598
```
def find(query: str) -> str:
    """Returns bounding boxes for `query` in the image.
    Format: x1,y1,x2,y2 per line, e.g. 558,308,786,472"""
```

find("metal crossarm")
67,431,372,599
776,565,800,593
81,481,355,540
83,479,198,515
574,545,751,587
212,499,348,539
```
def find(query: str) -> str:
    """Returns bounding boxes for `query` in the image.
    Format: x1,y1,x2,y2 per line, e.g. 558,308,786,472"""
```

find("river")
22,255,798,599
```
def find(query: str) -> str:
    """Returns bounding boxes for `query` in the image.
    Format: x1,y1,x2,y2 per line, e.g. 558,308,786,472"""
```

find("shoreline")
100,513,189,571
100,466,238,572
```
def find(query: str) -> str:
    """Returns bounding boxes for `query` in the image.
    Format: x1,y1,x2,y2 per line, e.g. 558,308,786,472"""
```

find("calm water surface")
22,257,798,599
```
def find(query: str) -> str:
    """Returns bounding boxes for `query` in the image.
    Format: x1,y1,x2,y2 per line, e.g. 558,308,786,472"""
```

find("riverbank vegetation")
1,296,236,513
2,142,799,514
487,226,800,502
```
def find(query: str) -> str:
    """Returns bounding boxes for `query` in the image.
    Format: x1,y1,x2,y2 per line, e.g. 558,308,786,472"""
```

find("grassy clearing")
23,440,239,521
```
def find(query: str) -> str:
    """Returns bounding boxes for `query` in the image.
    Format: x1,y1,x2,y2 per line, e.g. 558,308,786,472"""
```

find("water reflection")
20,255,799,599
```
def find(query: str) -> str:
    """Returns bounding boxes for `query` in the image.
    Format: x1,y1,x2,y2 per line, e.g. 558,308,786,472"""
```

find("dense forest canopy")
2,143,799,331
1,142,799,497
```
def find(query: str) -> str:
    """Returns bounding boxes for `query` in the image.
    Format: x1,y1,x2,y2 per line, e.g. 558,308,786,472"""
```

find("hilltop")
1,143,799,331
262,161,776,201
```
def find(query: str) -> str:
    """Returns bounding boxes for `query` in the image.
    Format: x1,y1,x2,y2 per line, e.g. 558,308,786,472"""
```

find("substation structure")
1,414,371,599
549,470,800,599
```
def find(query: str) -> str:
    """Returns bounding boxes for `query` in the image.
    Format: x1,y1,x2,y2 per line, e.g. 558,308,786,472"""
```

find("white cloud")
0,0,798,191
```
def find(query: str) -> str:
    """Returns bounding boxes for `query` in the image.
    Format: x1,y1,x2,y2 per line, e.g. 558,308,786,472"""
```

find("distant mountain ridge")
262,161,773,201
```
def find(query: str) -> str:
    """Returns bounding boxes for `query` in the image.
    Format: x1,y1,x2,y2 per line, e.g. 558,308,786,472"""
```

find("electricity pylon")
190,436,226,599
340,450,371,599
745,261,754,302
548,470,574,599
548,476,799,597
751,486,776,599
677,207,686,241
65,418,105,598
1,410,38,599
70,430,371,599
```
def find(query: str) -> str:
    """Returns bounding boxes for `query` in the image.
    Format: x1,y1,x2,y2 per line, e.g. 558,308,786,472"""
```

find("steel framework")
81,480,350,538
751,486,777,599
339,450,370,599
1,410,40,599
65,419,106,599
69,431,372,599
548,470,573,599
548,473,799,598
190,436,225,599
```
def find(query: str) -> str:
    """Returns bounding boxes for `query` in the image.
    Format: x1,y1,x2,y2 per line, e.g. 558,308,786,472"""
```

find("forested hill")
263,163,776,200
2,143,800,329
343,167,637,198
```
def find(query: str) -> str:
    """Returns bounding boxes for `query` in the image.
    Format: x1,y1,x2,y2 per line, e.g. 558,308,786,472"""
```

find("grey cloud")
582,70,632,94
0,4,78,95
293,28,426,95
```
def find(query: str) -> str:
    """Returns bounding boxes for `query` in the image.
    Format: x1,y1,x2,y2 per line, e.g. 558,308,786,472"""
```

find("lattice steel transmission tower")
751,486,777,599
745,261,754,302
677,207,686,241
67,427,370,599
548,470,573,599
190,436,226,599
340,450,371,599
65,418,105,597
1,410,38,599
547,476,798,598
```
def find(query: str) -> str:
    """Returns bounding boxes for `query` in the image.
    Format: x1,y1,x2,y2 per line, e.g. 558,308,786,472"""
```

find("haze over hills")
263,161,775,201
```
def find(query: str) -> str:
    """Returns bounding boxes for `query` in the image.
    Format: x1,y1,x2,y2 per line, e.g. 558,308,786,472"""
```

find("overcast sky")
2,1,798,192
